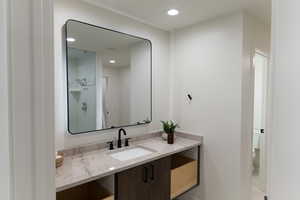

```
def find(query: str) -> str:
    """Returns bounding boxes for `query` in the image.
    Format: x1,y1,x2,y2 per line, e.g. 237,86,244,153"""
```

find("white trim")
266,0,277,197
32,0,56,199
241,42,255,200
0,0,12,199
10,0,34,199
8,0,56,199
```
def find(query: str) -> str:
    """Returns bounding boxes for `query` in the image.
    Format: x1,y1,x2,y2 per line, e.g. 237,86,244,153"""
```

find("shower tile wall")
68,48,97,132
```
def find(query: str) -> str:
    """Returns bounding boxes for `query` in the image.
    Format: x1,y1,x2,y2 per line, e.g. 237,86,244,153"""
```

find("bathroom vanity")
56,133,202,200
58,19,202,200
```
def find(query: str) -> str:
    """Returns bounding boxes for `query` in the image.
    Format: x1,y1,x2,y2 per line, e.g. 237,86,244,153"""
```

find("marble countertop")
56,134,202,192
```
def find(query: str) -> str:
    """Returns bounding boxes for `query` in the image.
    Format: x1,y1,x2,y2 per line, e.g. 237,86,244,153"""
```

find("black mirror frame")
64,19,153,135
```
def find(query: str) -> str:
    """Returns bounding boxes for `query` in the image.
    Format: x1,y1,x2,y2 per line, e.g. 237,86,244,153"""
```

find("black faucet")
117,128,127,148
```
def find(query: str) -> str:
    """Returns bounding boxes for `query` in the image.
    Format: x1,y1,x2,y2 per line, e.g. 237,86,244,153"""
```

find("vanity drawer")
171,155,198,199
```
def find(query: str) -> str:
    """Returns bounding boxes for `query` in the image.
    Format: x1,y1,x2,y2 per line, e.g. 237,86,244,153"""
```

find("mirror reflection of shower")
68,48,97,133
67,47,132,132
76,78,87,87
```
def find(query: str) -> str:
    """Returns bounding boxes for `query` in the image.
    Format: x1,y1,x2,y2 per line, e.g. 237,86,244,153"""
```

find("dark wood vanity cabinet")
56,146,200,200
115,157,171,200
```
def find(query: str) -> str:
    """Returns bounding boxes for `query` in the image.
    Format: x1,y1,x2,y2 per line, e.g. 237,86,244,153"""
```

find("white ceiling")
68,20,149,67
83,0,271,31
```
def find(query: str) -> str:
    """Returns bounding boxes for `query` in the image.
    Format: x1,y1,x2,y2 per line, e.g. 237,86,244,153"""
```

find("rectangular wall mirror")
65,20,152,134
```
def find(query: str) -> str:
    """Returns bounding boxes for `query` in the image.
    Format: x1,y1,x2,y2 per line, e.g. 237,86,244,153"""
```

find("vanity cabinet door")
116,157,171,200
148,157,171,200
116,163,150,200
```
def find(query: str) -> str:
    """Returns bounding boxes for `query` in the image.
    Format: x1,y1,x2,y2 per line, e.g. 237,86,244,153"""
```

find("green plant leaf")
160,120,179,134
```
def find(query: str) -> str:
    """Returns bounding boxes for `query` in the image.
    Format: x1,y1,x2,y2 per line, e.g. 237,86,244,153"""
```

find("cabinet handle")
143,167,148,183
150,164,154,181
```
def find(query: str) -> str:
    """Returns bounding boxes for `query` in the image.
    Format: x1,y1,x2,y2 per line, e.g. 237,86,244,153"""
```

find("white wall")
96,54,104,129
103,66,122,126
170,13,270,200
54,0,170,150
130,41,152,123
269,0,300,199
118,67,131,125
171,13,244,200
102,66,133,126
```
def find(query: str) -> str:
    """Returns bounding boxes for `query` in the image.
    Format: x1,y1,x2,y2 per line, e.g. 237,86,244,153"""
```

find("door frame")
3,0,279,200
0,0,12,199
252,50,270,193
3,0,56,200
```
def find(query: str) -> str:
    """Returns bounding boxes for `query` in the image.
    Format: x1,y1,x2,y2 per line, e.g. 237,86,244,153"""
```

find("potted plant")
160,120,179,144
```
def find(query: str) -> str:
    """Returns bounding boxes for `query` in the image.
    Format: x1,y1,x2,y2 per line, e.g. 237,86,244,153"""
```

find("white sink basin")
109,146,155,161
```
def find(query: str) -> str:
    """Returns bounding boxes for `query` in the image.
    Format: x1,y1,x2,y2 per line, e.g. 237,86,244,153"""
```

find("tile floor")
252,185,265,200
252,175,265,200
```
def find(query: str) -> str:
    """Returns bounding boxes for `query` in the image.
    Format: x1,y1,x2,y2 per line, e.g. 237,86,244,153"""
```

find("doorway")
251,51,269,200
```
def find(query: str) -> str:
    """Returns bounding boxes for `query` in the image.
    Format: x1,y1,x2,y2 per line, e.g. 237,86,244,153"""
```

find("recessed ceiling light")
67,37,76,42
167,9,179,16
109,60,116,64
